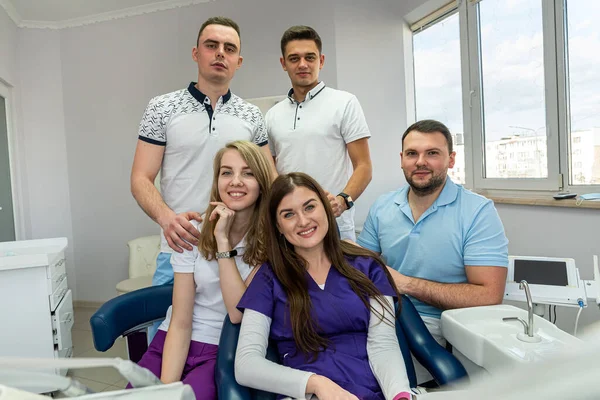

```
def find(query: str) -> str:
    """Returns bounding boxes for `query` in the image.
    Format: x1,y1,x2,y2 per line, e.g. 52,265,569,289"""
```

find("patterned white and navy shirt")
138,82,268,252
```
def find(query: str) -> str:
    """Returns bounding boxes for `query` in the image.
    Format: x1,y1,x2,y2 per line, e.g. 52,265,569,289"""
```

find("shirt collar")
394,175,458,207
436,176,459,206
187,82,232,106
287,81,326,103
235,233,247,250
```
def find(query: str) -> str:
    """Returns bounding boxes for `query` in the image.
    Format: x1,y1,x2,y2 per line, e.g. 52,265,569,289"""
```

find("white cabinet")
0,238,73,388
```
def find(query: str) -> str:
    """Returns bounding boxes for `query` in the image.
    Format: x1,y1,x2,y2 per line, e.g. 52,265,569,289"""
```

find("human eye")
305,204,315,211
284,212,294,219
221,170,232,176
243,171,254,176
226,45,236,53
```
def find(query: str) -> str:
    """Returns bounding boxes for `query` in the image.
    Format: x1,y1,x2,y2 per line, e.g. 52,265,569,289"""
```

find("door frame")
0,78,26,240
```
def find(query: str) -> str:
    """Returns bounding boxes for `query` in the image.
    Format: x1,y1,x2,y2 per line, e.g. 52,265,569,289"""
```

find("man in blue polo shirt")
357,119,508,348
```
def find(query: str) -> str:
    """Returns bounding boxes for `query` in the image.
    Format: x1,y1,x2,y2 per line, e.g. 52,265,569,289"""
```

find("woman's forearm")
160,325,192,383
367,296,411,399
235,309,314,398
217,239,247,323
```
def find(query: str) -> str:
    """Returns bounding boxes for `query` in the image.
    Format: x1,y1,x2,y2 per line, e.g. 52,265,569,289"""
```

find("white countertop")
0,237,68,271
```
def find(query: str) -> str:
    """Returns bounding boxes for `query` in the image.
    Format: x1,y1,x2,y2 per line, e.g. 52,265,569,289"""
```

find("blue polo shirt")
357,177,508,319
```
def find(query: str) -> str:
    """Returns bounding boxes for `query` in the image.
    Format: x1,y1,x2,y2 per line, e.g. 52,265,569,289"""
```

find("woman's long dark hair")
266,172,401,360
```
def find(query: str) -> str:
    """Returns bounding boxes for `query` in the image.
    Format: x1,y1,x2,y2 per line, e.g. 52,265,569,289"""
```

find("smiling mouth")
298,227,316,236
228,192,246,198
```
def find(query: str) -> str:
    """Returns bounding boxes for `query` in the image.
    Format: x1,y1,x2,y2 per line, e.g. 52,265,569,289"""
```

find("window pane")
479,0,548,179
413,12,465,184
566,0,600,185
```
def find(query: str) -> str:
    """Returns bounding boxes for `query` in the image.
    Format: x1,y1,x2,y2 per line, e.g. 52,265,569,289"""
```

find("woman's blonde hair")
198,140,274,267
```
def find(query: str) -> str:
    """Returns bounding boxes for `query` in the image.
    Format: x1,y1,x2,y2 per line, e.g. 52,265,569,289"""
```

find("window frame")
411,0,600,195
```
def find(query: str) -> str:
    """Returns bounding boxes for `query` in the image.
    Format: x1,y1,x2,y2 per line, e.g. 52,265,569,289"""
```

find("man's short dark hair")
280,26,322,56
196,17,241,47
402,119,453,153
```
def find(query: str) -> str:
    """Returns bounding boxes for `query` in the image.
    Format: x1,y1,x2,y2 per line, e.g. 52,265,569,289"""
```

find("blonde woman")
130,141,274,399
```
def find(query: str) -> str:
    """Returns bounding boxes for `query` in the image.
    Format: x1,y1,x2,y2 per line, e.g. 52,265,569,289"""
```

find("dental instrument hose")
574,298,584,337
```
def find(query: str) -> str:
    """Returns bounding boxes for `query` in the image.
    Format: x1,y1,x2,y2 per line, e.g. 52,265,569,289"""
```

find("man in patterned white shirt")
131,16,275,291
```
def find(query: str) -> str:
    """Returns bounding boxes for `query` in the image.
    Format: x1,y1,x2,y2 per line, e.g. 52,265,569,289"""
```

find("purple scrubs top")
237,256,397,400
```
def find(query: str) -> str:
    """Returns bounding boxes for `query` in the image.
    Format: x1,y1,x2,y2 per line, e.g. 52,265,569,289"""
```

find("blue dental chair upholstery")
90,286,467,397
90,284,173,362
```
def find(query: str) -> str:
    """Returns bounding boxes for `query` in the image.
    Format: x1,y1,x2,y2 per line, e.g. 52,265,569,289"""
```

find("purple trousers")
127,329,218,400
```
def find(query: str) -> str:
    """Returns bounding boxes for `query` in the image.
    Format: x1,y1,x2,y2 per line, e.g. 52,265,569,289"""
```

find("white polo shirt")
138,82,268,253
265,81,371,234
158,222,252,345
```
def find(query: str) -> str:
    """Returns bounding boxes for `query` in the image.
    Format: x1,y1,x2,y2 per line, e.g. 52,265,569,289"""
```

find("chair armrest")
398,295,468,386
216,315,253,400
90,285,173,352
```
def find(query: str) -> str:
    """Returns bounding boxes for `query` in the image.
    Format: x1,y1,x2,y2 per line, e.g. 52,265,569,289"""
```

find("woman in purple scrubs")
235,172,414,400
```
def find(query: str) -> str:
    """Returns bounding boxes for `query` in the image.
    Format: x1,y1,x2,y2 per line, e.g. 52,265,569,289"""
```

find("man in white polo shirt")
131,16,275,291
265,26,373,241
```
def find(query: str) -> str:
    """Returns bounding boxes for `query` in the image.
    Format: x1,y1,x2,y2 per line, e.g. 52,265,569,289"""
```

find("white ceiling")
0,0,214,28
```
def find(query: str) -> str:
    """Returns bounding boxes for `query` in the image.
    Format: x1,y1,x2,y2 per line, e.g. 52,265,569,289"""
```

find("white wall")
17,29,77,298
333,0,421,225
58,0,338,302
497,204,600,335
0,6,18,86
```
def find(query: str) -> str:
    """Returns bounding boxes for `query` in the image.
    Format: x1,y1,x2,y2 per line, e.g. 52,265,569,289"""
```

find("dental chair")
91,284,173,363
90,286,467,396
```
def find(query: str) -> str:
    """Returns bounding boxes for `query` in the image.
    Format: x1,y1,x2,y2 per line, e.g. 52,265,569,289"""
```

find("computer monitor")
513,259,569,286
505,256,586,307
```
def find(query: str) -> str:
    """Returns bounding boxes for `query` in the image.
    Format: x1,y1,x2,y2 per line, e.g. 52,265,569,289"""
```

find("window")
565,0,600,185
478,0,548,179
412,7,464,184
411,0,600,194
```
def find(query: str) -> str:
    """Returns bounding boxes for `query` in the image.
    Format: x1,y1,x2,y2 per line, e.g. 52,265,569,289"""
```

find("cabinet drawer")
49,278,69,312
47,262,67,295
52,289,74,351
47,253,66,279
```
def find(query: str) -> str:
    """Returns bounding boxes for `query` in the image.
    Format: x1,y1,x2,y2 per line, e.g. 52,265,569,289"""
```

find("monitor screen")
514,259,569,286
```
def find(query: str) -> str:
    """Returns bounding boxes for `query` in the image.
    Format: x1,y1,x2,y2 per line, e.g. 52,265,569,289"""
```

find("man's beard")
405,169,446,197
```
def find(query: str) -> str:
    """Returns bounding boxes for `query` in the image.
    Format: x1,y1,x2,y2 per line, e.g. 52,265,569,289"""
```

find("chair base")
125,330,149,363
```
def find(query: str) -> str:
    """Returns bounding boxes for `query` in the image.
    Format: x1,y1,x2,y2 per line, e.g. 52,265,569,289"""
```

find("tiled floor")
68,306,130,392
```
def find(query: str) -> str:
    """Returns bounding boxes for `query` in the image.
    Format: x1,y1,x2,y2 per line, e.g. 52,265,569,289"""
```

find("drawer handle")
55,273,66,286
61,312,73,325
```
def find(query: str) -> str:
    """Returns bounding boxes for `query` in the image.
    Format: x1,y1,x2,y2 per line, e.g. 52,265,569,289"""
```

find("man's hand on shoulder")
159,211,203,253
